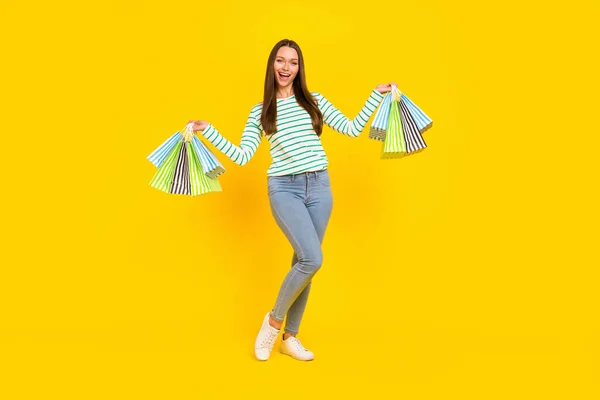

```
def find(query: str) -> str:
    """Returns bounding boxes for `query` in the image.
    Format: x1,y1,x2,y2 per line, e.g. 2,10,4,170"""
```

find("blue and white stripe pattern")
400,93,433,133
147,131,182,168
369,93,392,142
192,135,226,178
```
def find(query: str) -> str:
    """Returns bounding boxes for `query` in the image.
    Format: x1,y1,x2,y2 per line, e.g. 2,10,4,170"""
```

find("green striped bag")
381,95,407,159
149,140,181,193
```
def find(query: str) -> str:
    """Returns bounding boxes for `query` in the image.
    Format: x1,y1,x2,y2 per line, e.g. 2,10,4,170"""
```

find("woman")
189,39,395,361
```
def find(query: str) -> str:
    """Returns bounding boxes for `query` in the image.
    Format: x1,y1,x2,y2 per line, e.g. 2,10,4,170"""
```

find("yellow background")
1,0,599,398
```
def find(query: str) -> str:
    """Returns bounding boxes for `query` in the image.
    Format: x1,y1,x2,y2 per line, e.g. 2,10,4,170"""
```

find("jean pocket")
317,172,331,188
268,176,292,184
267,175,291,194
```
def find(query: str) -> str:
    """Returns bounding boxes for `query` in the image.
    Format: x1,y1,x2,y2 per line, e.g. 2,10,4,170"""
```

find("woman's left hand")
375,82,398,94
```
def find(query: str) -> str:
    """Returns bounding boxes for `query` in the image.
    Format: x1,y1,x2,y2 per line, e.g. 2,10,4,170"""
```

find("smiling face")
274,46,299,91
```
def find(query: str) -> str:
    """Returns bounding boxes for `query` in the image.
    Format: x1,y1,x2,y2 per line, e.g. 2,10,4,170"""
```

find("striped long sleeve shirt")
200,88,385,176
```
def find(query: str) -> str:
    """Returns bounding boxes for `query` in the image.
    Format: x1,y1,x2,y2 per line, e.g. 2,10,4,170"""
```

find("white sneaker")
280,336,314,361
254,311,280,361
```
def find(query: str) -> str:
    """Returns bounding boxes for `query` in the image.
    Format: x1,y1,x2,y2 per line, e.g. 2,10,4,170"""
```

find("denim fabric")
267,169,334,335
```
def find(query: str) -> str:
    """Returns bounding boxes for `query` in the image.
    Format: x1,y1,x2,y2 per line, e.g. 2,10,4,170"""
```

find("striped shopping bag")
170,139,192,195
149,127,222,196
149,140,182,193
148,124,226,179
381,90,407,159
400,93,433,133
147,131,182,168
369,92,392,142
188,138,222,195
191,135,226,179
397,90,427,154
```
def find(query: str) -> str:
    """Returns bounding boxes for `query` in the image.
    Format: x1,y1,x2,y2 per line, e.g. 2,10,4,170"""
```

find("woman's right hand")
187,120,209,132
375,82,399,94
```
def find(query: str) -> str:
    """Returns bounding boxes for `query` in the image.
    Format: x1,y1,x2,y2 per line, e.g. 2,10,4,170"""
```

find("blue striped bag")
191,135,226,179
147,131,182,168
369,92,392,142
188,139,222,195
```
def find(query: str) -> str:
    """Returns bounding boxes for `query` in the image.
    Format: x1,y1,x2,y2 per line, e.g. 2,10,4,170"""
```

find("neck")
276,88,294,98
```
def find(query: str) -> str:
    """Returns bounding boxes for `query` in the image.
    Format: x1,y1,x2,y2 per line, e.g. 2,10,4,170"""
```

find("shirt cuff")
371,88,385,103
202,123,215,138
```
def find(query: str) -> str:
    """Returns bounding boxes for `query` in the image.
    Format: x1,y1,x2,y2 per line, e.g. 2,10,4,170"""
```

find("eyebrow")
276,56,298,61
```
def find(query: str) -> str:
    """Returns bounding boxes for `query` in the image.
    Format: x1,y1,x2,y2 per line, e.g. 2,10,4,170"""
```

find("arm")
315,89,385,138
199,106,262,167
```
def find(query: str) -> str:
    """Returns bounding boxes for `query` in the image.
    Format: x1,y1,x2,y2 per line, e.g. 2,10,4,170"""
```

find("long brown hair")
261,39,323,137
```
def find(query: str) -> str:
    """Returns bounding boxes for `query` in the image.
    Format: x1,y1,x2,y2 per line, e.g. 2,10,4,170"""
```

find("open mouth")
278,72,291,81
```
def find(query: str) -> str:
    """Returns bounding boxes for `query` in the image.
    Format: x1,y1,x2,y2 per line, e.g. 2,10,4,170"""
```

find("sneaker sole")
280,346,314,361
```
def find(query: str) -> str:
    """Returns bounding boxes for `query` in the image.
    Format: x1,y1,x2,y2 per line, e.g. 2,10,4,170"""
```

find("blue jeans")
267,169,334,335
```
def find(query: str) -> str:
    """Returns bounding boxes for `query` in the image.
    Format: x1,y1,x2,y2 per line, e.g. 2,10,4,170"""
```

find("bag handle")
181,123,195,143
391,84,402,101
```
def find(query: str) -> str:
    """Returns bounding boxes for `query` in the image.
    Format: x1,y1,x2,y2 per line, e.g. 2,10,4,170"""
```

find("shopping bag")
398,91,427,154
369,92,392,142
400,93,433,133
170,139,192,195
148,123,226,179
188,137,222,195
368,85,433,146
191,134,226,179
147,131,182,168
149,140,182,193
381,88,407,159
149,126,222,196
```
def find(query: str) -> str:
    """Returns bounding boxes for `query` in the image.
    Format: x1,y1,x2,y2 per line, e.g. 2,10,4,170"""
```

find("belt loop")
291,174,295,183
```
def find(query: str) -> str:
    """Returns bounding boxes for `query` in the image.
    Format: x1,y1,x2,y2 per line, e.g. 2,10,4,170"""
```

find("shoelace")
289,337,308,353
260,329,278,349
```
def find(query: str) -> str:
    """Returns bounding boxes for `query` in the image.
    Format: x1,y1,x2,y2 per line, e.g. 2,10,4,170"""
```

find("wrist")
199,123,211,135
